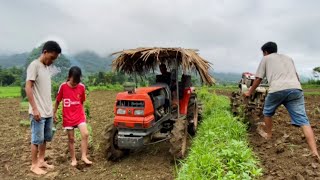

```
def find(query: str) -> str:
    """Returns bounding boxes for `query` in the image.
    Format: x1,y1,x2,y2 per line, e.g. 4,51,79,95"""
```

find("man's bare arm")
244,77,262,97
25,80,40,121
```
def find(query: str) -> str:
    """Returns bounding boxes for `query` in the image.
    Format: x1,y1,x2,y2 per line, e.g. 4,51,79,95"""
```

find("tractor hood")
117,86,163,97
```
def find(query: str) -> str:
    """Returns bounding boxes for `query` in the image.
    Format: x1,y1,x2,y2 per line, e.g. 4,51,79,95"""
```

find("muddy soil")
215,89,320,180
0,91,174,180
249,94,320,180
2,88,320,180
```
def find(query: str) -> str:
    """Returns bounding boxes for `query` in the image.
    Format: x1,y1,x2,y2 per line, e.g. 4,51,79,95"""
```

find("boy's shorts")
263,89,310,127
30,115,53,145
64,122,86,130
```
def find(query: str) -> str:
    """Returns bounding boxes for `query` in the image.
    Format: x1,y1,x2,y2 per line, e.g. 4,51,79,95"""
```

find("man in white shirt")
244,42,319,160
25,41,61,174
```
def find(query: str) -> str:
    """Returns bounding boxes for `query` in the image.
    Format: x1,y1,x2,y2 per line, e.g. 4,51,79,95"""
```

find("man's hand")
53,113,58,124
243,91,251,97
33,108,41,121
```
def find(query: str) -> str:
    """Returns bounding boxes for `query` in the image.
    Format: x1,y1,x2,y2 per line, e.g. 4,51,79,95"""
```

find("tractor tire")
230,91,266,126
198,101,203,123
248,92,266,123
103,124,128,161
230,91,243,116
169,119,188,159
187,97,198,136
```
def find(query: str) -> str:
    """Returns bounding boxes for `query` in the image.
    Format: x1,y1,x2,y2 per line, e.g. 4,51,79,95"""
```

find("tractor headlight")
134,109,144,116
117,108,126,115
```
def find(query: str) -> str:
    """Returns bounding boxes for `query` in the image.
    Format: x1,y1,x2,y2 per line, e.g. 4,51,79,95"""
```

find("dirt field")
220,89,320,180
1,89,320,179
0,91,174,180
249,94,320,180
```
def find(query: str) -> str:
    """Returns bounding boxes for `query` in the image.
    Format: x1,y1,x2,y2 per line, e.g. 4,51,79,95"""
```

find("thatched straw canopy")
112,47,215,85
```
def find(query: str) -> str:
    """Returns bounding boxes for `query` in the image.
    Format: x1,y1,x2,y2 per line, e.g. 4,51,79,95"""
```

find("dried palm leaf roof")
111,47,215,85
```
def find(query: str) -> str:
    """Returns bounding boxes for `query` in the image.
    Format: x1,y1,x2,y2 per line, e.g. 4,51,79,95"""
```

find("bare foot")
257,125,271,140
71,159,77,166
81,157,93,165
38,161,54,169
31,166,47,175
312,154,320,162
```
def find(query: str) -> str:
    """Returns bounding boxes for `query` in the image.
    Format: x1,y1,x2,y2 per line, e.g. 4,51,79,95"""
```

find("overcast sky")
0,0,319,74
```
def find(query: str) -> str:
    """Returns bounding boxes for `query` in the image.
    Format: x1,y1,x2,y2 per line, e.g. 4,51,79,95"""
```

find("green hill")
0,53,29,68
73,51,113,74
212,72,240,85
0,51,114,75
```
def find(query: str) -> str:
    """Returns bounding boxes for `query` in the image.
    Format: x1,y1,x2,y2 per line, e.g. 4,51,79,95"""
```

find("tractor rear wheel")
197,101,203,123
169,119,188,159
187,97,198,136
103,124,128,161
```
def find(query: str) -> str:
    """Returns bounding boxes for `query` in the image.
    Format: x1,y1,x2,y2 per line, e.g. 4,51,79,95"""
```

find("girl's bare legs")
78,124,92,164
67,129,77,166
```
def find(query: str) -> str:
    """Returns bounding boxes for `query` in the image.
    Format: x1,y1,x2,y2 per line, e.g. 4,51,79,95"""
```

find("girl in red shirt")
53,66,92,166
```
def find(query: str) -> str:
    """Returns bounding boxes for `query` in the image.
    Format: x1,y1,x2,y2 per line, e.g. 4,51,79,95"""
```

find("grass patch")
89,84,123,91
177,87,262,179
0,86,20,98
20,119,30,127
304,91,320,96
20,101,29,112
208,85,238,92
302,84,320,89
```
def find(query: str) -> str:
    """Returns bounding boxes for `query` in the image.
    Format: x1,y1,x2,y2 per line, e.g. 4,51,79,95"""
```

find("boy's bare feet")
71,159,77,166
81,157,92,165
38,161,54,169
31,165,47,175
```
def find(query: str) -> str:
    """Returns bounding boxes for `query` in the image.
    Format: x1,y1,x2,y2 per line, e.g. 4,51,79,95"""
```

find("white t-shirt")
26,59,53,117
255,53,302,93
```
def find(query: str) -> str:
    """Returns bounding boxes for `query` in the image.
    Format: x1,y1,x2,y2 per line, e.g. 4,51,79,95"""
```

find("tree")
1,74,15,85
313,67,320,78
0,66,23,86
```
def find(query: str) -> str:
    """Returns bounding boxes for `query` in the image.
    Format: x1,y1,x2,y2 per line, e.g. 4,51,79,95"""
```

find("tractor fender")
179,88,192,115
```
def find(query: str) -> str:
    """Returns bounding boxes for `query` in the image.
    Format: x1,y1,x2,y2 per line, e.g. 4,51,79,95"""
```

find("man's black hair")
261,42,277,54
42,41,62,54
68,66,82,84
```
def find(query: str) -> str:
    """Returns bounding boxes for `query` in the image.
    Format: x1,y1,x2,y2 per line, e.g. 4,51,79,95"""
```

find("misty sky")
1,0,320,74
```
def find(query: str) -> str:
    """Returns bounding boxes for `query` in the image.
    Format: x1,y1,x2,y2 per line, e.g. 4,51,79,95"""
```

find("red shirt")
56,82,86,127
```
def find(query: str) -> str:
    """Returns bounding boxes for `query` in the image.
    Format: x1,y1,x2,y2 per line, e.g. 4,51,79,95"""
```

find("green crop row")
177,88,262,180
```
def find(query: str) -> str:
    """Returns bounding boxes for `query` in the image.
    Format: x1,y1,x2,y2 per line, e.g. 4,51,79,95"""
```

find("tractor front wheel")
103,124,128,161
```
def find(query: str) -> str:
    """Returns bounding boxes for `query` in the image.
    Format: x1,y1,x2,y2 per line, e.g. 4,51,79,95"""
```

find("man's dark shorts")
263,89,310,126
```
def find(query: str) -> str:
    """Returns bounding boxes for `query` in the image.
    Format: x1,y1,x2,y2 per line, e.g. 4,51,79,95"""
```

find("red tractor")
103,48,214,160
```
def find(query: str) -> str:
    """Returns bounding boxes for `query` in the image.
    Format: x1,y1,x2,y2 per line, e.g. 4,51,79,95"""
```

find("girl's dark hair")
261,42,277,54
68,66,82,84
